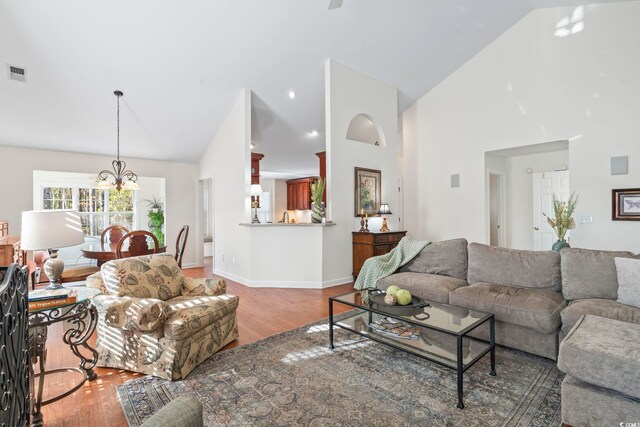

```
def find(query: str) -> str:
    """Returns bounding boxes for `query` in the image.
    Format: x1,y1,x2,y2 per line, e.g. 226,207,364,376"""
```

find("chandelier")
97,90,139,191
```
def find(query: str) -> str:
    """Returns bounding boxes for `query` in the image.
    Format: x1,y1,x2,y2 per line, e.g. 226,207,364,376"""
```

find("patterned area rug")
117,313,563,426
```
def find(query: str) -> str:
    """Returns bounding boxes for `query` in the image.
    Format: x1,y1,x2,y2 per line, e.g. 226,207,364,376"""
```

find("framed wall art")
612,188,640,221
354,167,381,216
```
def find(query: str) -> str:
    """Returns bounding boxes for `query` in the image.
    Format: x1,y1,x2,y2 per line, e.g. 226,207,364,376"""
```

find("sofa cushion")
399,238,468,280
615,257,640,309
164,294,239,340
377,272,467,304
558,314,640,398
102,253,184,300
560,298,640,333
450,282,566,334
560,248,637,301
467,243,561,291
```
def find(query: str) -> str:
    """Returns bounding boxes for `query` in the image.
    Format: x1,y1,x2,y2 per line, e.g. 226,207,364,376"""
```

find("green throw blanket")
354,236,430,290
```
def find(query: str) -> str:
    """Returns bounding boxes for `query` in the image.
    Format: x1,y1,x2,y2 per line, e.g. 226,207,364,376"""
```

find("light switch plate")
451,174,460,188
579,215,594,224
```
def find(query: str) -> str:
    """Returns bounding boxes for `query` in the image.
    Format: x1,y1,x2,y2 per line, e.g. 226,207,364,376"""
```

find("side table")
28,287,101,427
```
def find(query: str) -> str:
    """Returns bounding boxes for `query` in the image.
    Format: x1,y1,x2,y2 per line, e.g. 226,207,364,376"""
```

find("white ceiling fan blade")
328,0,343,10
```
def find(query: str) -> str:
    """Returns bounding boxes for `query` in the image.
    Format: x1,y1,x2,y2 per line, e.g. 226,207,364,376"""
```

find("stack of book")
28,288,78,311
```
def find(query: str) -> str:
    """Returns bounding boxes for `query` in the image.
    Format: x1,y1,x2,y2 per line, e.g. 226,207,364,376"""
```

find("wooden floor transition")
36,259,354,427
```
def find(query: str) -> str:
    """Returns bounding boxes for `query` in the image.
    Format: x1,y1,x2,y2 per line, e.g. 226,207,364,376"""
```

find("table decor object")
543,193,578,251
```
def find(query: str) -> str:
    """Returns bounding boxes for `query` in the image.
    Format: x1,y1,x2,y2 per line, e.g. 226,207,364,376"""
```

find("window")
42,187,74,209
40,186,136,238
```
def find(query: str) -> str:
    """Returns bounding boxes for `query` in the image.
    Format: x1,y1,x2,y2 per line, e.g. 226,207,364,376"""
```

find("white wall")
198,89,252,278
0,145,199,266
507,150,569,249
325,59,399,280
402,2,640,252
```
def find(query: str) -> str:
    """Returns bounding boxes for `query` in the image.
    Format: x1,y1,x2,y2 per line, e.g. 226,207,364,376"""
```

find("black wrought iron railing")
0,265,29,427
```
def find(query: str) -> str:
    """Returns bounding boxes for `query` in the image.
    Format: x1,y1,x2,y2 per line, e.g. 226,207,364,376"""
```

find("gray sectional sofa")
559,247,640,341
377,238,640,425
558,315,640,426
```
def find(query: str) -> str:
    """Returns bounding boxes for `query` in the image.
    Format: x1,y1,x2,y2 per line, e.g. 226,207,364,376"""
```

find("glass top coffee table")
329,288,496,409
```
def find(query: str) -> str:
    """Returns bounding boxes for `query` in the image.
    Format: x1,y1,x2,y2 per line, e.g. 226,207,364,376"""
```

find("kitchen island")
229,222,348,288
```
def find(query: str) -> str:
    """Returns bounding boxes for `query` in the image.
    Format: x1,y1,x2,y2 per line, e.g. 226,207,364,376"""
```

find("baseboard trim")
181,262,199,269
213,269,352,289
321,276,353,288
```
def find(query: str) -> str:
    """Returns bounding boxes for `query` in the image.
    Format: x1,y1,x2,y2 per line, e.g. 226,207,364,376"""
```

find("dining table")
81,241,167,266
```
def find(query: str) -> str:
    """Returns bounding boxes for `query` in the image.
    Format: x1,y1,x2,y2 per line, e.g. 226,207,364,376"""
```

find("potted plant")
544,193,578,251
310,177,326,224
143,196,165,246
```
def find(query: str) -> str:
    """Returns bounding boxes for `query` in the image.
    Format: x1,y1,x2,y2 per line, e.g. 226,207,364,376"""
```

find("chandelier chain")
116,92,120,162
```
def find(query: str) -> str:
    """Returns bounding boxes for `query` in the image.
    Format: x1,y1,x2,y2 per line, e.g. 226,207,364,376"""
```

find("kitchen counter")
239,222,336,227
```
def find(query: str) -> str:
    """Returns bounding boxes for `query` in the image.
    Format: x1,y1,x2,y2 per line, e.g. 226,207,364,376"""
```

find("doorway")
200,178,213,264
488,172,506,247
532,171,570,250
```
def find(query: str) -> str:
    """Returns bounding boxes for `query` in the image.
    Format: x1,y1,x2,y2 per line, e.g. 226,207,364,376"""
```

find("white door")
533,171,570,250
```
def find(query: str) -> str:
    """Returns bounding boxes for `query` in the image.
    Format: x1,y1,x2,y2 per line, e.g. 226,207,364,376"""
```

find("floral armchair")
87,253,239,380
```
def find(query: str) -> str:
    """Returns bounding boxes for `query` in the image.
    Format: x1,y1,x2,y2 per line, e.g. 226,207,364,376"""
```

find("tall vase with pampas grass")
311,177,326,224
543,193,578,251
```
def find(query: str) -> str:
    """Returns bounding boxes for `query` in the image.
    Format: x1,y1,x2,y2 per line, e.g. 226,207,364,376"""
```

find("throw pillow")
615,257,640,309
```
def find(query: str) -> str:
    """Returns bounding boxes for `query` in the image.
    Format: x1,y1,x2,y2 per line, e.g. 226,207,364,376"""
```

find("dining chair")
175,225,189,268
101,225,130,246
115,230,160,259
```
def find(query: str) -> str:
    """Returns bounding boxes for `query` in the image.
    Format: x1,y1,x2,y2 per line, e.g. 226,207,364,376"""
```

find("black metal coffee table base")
329,293,496,410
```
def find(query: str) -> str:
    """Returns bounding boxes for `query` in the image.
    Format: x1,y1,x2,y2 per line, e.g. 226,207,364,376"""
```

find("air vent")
7,65,27,82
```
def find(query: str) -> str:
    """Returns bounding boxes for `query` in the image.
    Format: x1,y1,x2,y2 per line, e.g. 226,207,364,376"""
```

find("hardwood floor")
36,259,354,427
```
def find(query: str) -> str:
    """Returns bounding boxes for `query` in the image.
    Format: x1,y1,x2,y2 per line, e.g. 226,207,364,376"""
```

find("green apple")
396,289,412,305
386,285,400,296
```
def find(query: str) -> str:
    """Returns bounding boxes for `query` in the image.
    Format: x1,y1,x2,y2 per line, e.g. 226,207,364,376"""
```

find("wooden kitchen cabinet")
352,231,407,278
286,177,316,210
251,153,265,185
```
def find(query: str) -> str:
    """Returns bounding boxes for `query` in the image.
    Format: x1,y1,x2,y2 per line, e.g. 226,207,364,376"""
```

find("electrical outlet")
222,254,225,262
232,257,236,265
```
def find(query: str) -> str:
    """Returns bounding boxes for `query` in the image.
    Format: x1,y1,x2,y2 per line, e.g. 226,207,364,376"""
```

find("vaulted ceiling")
0,0,628,176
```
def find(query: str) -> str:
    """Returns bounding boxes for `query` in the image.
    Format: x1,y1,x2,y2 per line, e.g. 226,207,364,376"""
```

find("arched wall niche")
346,113,386,147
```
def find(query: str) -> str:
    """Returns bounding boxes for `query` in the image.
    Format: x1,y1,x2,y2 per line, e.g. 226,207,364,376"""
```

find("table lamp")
377,203,392,232
21,210,85,290
250,184,263,224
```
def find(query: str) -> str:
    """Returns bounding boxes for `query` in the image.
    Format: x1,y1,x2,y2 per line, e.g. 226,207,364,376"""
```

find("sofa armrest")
86,271,108,294
181,277,226,297
92,295,168,332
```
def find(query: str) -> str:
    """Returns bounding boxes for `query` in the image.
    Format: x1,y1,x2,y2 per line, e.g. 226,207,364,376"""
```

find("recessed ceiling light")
288,90,296,99
309,130,319,137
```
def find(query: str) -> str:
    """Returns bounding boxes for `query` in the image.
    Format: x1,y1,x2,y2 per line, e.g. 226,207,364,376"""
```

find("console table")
352,230,407,278
0,236,23,266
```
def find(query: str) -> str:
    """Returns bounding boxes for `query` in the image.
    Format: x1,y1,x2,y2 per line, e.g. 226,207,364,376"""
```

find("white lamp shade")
20,210,85,250
250,184,263,196
123,179,140,190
